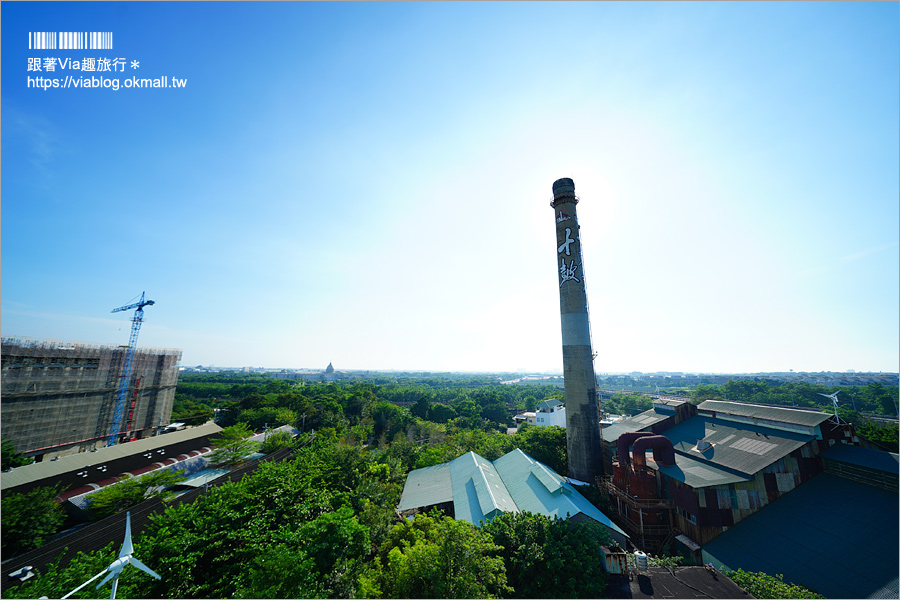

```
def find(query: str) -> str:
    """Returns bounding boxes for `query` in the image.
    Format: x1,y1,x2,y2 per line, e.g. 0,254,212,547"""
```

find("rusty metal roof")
601,407,671,442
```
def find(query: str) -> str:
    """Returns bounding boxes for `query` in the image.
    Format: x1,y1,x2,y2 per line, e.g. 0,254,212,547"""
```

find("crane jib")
108,292,154,447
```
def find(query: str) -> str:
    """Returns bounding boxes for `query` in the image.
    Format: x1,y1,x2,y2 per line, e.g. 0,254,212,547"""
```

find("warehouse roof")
661,416,813,476
649,451,753,488
0,422,222,490
602,407,671,442
821,444,900,474
397,449,627,544
703,472,899,599
698,400,830,428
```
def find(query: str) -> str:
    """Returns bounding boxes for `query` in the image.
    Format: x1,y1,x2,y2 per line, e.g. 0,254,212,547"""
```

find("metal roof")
397,462,453,512
0,422,222,490
661,416,814,476
493,449,627,542
698,400,830,428
703,472,899,599
450,452,518,523
601,407,670,442
821,445,900,474
649,450,753,488
397,449,627,544
536,399,563,410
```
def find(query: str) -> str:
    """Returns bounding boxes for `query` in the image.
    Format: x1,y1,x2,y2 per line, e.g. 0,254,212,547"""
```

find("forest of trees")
4,392,601,598
3,372,895,598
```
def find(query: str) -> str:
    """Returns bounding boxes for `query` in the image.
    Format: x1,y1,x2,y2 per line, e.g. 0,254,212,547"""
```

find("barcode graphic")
29,32,113,50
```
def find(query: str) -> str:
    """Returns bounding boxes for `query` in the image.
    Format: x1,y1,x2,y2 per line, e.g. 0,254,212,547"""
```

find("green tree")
2,437,34,470
726,569,824,599
428,403,456,423
515,425,568,475
410,395,431,419
1,485,66,557
207,422,259,467
88,469,187,519
260,429,295,454
3,543,146,600
371,512,510,598
483,512,612,598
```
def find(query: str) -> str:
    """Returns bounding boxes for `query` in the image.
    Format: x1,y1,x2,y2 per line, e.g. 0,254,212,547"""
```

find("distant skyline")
3,2,898,374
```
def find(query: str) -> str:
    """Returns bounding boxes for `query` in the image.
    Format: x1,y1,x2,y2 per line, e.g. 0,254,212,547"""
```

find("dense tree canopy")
1,485,66,557
482,511,612,598
366,512,510,599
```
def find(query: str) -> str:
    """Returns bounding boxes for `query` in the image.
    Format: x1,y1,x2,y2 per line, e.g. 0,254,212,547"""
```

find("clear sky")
3,1,898,374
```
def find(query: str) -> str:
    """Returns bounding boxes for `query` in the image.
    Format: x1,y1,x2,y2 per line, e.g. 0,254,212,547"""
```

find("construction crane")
108,292,155,446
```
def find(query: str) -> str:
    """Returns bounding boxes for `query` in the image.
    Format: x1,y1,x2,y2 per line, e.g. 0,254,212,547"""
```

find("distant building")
1,337,181,461
513,411,536,426
535,399,566,428
397,448,628,547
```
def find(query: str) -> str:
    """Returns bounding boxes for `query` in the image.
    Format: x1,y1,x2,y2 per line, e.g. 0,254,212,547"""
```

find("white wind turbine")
61,512,161,599
818,391,844,422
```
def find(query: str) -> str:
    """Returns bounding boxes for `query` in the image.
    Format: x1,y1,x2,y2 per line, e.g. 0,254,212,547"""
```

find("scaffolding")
1,337,182,459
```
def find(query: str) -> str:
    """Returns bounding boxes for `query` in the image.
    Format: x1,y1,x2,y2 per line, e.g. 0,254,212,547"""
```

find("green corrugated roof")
703,472,899,599
698,400,830,428
662,416,814,476
449,452,518,523
493,449,627,542
536,399,563,410
397,449,628,544
397,462,453,512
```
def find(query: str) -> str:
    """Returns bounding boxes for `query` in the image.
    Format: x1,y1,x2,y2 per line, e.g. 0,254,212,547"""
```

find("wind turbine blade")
119,512,134,558
129,556,162,580
96,571,115,590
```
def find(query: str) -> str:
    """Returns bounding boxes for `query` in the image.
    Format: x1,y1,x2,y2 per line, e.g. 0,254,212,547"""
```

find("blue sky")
3,2,898,373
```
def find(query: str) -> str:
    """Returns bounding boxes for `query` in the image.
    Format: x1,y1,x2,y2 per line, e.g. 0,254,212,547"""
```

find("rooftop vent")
695,440,713,452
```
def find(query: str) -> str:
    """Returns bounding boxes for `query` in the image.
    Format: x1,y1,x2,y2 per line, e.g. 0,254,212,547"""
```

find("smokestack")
551,178,604,482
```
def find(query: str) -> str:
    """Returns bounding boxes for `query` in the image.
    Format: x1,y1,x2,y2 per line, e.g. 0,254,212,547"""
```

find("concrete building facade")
551,177,604,482
1,337,181,461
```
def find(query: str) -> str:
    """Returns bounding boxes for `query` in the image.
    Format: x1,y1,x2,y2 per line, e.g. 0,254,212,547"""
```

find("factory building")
397,448,628,547
1,337,181,461
601,399,867,554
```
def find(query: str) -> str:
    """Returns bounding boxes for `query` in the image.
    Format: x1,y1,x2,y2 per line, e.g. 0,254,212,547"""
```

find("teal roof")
821,445,900,474
397,462,452,512
662,416,814,476
397,449,627,543
449,452,518,523
703,472,899,599
650,451,753,488
536,399,563,410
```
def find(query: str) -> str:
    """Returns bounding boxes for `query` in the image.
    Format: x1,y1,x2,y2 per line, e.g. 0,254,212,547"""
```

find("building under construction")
1,337,182,461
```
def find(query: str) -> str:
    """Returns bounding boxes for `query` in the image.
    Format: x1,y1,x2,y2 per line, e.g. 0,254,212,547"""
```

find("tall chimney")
551,178,603,482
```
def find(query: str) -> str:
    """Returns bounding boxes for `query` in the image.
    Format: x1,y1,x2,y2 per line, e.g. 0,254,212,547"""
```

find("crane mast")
108,292,155,446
